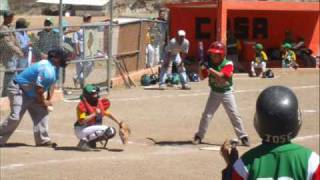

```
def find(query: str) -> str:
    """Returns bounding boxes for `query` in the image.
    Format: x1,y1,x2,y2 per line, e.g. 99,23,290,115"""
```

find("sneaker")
88,141,97,148
249,73,256,77
182,84,191,90
192,134,202,145
167,83,174,87
241,137,250,147
77,140,92,151
159,84,166,90
36,141,57,148
63,89,72,95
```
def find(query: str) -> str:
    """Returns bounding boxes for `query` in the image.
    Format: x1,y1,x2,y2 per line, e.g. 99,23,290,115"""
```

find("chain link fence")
0,19,167,99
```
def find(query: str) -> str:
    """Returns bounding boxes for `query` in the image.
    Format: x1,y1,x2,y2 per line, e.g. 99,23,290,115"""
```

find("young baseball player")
282,43,298,68
250,43,268,77
193,41,250,146
221,86,319,179
158,30,191,90
74,84,130,151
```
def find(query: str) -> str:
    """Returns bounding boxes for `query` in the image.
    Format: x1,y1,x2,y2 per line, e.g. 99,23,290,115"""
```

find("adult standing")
155,8,168,64
15,18,31,72
0,11,24,97
36,18,60,60
158,30,191,90
0,48,67,147
73,13,94,89
193,41,250,146
226,31,242,73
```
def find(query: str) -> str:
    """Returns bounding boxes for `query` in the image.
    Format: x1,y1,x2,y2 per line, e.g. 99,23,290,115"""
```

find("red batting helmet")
207,41,225,56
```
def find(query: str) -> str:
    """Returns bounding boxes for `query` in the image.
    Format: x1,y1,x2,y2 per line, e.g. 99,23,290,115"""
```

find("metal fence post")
58,0,63,89
107,0,113,92
137,20,143,70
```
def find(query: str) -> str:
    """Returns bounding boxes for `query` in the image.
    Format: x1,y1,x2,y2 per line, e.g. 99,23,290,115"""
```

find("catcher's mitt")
119,122,131,144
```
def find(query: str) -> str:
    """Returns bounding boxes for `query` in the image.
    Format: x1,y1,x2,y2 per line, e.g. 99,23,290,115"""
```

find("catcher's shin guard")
100,127,116,148
104,127,116,139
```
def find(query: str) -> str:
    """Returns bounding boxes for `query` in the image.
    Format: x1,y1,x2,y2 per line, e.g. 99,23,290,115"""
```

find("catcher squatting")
74,84,130,151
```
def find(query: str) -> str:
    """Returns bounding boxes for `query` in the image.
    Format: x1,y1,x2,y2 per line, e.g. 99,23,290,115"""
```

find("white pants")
159,54,188,86
146,44,160,68
74,125,115,142
251,61,266,76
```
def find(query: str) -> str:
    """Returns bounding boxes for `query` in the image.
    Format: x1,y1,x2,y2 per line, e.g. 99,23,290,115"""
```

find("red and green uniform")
201,58,234,93
76,98,111,126
232,143,320,180
196,58,248,140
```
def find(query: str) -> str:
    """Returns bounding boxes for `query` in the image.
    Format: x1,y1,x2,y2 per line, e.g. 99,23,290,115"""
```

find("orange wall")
169,7,320,60
169,7,218,59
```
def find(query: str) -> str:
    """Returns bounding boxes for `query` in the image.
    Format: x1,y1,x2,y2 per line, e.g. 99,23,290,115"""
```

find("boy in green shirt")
221,86,319,180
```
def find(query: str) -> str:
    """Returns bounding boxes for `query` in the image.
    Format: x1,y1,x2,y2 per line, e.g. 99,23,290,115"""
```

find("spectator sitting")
282,43,298,69
250,43,268,77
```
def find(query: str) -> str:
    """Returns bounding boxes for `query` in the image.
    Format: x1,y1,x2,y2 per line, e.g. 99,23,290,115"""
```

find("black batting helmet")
254,86,302,144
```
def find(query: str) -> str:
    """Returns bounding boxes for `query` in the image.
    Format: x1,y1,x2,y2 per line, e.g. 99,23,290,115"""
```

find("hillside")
8,0,212,16
7,0,320,17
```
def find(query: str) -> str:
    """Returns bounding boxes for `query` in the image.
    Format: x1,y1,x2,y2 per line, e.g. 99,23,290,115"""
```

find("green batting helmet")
170,73,180,85
254,43,264,50
141,74,152,86
282,43,292,49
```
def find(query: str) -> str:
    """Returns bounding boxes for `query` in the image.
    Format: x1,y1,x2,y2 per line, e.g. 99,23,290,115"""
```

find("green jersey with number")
232,143,320,180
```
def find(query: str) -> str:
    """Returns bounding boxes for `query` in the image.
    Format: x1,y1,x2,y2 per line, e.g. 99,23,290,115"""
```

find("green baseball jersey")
232,143,320,180
207,58,234,93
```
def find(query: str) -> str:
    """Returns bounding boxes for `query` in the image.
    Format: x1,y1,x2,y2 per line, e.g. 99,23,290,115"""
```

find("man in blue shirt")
0,48,67,147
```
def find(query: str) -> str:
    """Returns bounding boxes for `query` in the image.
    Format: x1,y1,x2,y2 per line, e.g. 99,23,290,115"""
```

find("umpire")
0,48,67,147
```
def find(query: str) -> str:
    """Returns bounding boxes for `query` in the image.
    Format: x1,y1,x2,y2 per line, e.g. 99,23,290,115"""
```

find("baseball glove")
119,122,131,144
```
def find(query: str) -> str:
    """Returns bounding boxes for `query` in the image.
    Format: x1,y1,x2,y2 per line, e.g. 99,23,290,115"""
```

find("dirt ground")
0,68,319,180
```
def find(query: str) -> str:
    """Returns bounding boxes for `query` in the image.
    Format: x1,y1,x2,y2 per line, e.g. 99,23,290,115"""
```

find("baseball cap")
44,17,54,25
253,43,264,50
83,13,92,18
16,18,30,28
3,11,14,17
178,30,186,37
282,43,292,49
84,84,98,94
